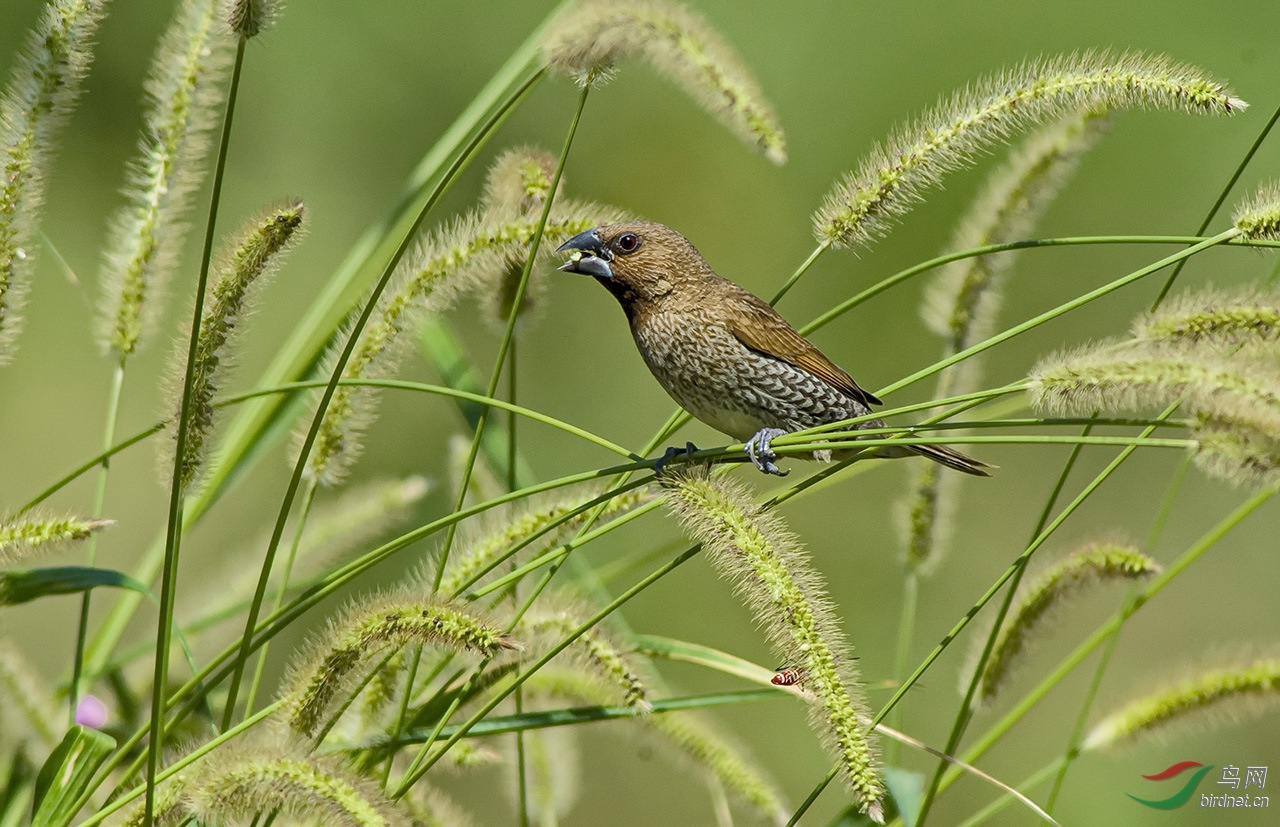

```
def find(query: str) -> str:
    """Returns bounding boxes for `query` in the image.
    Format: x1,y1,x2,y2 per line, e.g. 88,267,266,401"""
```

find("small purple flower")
75,694,108,729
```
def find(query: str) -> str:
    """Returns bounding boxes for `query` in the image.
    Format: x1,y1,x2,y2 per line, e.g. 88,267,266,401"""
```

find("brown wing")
724,288,883,408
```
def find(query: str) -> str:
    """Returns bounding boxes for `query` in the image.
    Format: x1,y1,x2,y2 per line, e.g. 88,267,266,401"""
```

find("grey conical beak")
556,228,613,278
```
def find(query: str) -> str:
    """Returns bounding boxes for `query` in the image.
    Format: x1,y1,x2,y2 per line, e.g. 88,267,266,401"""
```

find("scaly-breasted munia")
558,221,990,477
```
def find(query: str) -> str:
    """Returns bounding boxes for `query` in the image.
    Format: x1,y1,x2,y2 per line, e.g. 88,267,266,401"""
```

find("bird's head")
557,221,711,309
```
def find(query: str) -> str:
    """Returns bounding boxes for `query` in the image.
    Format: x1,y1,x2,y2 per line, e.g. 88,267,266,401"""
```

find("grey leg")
744,428,789,476
654,441,699,476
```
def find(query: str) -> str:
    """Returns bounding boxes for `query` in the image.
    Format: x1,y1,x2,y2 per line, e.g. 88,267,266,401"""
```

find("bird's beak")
556,228,613,279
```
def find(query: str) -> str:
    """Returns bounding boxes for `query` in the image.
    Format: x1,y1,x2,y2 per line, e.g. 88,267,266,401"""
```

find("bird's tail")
906,444,993,477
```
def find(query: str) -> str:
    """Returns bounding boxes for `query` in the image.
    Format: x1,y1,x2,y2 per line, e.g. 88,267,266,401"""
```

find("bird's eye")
616,232,640,254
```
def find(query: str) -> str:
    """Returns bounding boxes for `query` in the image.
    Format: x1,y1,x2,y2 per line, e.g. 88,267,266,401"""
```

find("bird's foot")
654,441,699,477
745,428,790,476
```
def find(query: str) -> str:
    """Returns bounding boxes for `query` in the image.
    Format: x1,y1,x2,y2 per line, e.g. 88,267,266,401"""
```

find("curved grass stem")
244,478,318,716
69,357,126,723
144,34,248,825
1151,102,1280,308
432,82,591,592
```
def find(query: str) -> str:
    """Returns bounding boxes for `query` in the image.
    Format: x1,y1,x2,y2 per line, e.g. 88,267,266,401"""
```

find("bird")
557,220,991,478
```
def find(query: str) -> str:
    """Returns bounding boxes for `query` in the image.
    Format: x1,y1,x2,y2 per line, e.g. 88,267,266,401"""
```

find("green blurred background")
2,0,1280,824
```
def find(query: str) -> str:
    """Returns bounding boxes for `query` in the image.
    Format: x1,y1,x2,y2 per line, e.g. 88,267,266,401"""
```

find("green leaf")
31,726,115,827
885,767,926,827
0,567,150,606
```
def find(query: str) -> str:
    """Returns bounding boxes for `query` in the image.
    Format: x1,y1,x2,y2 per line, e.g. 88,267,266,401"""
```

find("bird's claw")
654,441,699,476
745,428,789,476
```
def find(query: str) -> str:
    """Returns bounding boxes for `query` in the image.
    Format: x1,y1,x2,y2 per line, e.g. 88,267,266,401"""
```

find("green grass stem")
69,357,125,722
145,33,248,824
432,82,590,592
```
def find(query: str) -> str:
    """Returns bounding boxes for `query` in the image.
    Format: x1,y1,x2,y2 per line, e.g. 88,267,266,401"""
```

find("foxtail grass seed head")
1029,346,1280,433
0,0,106,364
1084,657,1280,750
114,777,189,827
895,460,958,576
0,638,60,753
284,594,515,737
521,595,652,712
977,543,1159,703
815,52,1244,249
481,147,559,215
1191,414,1280,488
188,746,410,827
924,114,1107,362
1233,181,1280,241
99,0,231,357
0,513,111,564
479,148,560,329
663,468,883,821
224,0,283,39
540,0,786,163
1132,287,1280,350
300,199,625,485
1032,336,1280,486
164,200,304,488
